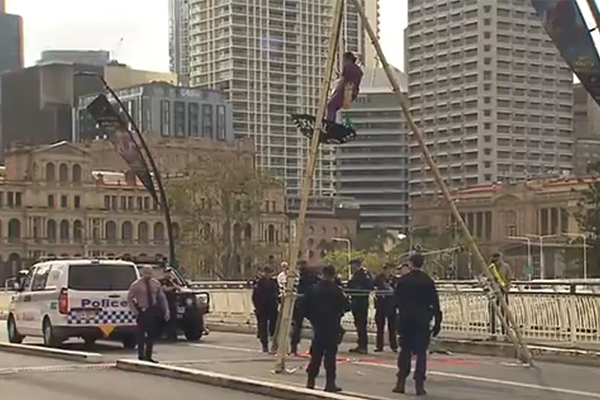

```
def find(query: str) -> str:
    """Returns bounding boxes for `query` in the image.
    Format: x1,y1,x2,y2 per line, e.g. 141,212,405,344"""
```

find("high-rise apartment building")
339,68,410,231
0,0,23,73
186,0,379,195
169,0,191,86
406,0,574,198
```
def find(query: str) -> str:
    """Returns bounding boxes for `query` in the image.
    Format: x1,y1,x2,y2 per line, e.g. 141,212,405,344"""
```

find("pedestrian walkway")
164,332,600,400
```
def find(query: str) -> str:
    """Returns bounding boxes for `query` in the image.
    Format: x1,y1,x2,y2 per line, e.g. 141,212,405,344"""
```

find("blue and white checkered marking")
67,309,136,325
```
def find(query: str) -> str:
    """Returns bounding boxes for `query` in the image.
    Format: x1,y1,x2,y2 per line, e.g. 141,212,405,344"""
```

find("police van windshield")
68,264,137,291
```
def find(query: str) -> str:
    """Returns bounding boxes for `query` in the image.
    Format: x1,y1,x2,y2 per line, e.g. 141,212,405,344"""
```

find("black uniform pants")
352,303,369,350
256,309,278,349
490,292,509,335
136,311,158,361
375,303,397,350
290,305,305,352
165,297,178,339
397,320,430,382
306,336,338,384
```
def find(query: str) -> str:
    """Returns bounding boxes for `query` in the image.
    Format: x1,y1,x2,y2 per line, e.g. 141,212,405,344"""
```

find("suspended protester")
488,252,514,338
393,253,442,396
127,266,170,363
326,51,363,123
252,266,280,352
347,258,374,354
290,261,319,355
305,265,351,393
374,263,398,352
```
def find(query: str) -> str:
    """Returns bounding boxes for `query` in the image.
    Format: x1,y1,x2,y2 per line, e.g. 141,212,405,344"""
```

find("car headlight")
185,297,194,307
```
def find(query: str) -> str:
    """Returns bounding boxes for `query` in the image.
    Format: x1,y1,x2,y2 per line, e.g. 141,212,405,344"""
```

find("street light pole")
76,71,177,268
332,237,352,280
508,236,532,280
561,233,588,280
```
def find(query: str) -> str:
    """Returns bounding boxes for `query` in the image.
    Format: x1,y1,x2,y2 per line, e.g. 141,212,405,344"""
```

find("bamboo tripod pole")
274,0,346,373
348,0,533,365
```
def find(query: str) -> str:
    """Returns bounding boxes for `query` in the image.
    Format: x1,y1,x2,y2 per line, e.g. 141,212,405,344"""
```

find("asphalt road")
2,327,599,400
0,353,281,400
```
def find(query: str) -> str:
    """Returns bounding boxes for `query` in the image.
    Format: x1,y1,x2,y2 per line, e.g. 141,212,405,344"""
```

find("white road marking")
192,343,600,399
359,361,600,399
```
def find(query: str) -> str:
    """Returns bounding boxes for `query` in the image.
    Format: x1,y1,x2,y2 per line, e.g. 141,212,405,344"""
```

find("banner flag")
86,94,159,204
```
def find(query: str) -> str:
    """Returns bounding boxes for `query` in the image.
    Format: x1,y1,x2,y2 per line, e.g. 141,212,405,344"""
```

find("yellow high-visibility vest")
489,263,507,289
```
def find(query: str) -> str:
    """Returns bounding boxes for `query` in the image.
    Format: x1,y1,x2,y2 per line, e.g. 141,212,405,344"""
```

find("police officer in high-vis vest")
488,252,514,337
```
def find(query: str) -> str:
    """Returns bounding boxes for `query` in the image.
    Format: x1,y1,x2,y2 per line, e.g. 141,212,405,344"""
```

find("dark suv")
136,261,210,341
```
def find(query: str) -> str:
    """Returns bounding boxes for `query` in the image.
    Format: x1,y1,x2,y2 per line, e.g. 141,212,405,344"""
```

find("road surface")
1,328,599,400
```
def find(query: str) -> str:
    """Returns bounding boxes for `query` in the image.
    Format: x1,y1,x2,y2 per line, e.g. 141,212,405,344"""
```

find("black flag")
86,94,159,204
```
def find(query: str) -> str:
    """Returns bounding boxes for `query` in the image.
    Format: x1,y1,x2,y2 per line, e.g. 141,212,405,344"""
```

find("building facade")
38,50,111,67
411,177,588,278
76,82,234,142
339,68,410,231
406,0,574,198
185,0,379,195
0,2,23,73
169,0,190,86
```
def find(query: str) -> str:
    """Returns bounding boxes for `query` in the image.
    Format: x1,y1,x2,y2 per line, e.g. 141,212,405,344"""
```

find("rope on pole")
347,0,533,365
273,0,346,373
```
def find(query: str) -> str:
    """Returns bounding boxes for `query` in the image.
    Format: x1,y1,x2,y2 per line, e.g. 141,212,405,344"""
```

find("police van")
7,259,139,348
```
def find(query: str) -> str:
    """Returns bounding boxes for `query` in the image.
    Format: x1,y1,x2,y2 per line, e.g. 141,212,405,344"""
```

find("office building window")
160,100,171,137
141,96,151,132
174,101,186,137
216,105,226,140
189,103,200,137
202,104,213,138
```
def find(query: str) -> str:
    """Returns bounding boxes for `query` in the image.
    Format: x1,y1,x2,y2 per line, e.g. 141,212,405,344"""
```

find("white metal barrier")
203,285,600,346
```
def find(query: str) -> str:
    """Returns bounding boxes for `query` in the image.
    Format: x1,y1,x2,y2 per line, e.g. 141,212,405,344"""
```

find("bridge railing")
194,280,600,346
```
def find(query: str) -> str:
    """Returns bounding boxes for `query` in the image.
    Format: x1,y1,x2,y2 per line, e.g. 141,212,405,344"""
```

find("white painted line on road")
0,342,103,363
0,363,114,376
191,343,600,399
189,343,262,354
359,362,600,399
116,359,367,400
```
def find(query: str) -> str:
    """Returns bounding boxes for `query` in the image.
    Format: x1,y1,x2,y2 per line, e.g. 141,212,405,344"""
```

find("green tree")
355,227,397,253
322,248,388,278
575,161,600,278
168,150,282,279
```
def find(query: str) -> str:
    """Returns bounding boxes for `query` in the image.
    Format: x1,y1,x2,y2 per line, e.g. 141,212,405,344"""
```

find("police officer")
252,266,280,352
305,265,350,393
393,253,442,396
347,258,374,354
159,268,181,341
374,263,397,352
290,261,319,355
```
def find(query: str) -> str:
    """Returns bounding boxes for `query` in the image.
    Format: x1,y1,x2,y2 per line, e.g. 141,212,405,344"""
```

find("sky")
5,0,407,72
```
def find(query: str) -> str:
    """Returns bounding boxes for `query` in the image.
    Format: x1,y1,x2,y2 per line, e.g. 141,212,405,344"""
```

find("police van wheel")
183,320,203,341
7,315,24,344
122,335,137,349
42,318,61,348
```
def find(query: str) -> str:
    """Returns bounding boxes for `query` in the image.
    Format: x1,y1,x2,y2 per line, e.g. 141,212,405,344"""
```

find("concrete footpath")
154,331,600,400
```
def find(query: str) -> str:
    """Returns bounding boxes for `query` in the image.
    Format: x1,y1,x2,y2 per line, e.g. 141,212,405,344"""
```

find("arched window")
138,222,149,244
106,221,117,242
8,219,21,242
72,164,82,184
122,221,133,243
233,223,241,245
59,163,68,183
244,223,252,240
73,220,83,243
47,219,56,243
46,163,55,182
172,222,180,240
153,222,165,242
268,224,275,244
60,220,69,242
